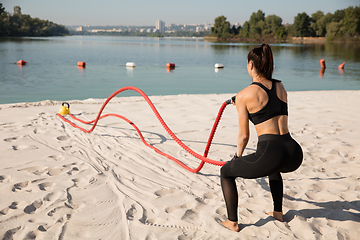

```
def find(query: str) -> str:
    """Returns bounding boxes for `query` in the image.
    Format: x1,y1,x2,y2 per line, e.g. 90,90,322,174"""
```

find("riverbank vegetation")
0,5,69,37
209,5,360,42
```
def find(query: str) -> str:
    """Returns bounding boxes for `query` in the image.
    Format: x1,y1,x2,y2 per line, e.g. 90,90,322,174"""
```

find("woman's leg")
220,168,240,232
220,174,238,222
219,139,284,229
267,172,284,222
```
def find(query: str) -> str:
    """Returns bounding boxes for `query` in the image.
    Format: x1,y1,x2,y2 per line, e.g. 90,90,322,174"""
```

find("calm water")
0,36,360,104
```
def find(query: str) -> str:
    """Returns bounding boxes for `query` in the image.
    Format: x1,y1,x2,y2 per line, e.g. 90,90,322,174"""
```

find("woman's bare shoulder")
236,85,256,101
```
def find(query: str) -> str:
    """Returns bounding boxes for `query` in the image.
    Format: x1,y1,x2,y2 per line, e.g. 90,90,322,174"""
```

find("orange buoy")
17,60,28,65
320,59,326,69
77,61,86,67
166,63,175,68
338,62,345,70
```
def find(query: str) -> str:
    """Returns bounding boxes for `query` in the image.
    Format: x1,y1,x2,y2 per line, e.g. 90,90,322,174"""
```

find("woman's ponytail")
247,43,274,80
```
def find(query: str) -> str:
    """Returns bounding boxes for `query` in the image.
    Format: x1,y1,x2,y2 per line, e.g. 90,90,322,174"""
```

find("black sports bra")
248,79,288,125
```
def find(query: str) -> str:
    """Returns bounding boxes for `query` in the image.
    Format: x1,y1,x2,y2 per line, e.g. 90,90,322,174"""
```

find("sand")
0,90,360,240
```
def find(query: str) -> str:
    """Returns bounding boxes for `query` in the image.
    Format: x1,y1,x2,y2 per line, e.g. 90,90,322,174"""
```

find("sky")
1,0,359,26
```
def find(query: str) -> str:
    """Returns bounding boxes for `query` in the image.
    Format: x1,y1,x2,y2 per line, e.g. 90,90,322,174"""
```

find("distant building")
203,23,212,31
76,26,83,31
156,20,165,33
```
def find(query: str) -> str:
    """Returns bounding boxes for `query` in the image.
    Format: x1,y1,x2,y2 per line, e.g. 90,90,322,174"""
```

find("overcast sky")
2,0,359,26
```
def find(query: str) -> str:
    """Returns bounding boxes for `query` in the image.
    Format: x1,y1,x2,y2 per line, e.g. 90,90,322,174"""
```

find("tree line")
211,6,360,41
0,4,69,37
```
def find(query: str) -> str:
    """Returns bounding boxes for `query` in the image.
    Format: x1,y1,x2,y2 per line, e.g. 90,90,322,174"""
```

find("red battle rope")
57,86,230,173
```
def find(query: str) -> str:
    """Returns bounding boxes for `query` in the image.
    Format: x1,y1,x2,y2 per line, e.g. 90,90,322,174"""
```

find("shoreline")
1,90,360,239
1,89,359,109
204,35,360,44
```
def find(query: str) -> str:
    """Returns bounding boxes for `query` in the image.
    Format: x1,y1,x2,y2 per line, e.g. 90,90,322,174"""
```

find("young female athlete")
220,43,303,232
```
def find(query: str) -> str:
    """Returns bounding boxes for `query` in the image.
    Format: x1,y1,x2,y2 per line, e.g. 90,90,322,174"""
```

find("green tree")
326,21,344,39
249,10,265,37
211,15,231,38
343,6,360,36
0,3,8,36
332,9,345,22
293,12,312,37
310,11,324,36
240,21,250,37
263,14,283,35
275,26,287,39
0,3,6,15
230,25,241,35
314,13,333,37
0,4,69,37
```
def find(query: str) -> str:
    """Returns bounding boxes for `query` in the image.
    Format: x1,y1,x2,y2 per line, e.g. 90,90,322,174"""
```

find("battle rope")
57,86,232,173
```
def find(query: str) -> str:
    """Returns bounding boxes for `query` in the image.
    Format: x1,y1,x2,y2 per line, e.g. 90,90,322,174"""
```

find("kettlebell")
59,102,70,115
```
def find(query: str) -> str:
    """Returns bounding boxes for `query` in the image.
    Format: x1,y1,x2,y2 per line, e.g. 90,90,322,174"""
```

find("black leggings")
220,133,303,222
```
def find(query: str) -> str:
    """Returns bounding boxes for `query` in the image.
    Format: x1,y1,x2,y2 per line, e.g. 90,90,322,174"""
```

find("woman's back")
241,79,289,136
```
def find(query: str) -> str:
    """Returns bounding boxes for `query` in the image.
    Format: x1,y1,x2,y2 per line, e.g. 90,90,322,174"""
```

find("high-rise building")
156,20,165,33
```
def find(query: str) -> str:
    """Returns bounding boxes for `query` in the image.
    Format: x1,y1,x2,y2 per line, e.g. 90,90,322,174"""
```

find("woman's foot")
266,211,284,222
222,219,239,232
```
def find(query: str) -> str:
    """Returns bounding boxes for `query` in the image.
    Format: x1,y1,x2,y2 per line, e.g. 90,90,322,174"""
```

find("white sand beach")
0,90,360,239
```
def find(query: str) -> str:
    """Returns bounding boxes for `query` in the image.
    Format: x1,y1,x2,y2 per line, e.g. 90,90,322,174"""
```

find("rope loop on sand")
57,86,228,173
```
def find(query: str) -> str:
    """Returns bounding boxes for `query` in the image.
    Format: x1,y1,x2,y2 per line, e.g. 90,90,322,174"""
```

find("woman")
220,43,303,232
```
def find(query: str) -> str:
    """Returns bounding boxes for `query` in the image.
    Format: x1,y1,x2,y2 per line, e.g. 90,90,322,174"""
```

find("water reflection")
0,37,50,43
166,68,175,73
126,66,135,77
209,42,360,63
77,65,85,76
214,68,224,73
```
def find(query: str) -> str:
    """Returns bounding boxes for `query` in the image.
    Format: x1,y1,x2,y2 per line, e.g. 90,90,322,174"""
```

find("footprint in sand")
181,209,199,223
126,204,137,221
0,175,11,183
202,192,216,204
47,167,65,176
215,206,227,215
4,136,21,142
38,182,54,191
37,214,72,232
46,162,82,176
43,191,64,202
57,135,69,141
165,202,195,214
61,145,72,151
12,145,38,151
24,200,43,214
154,188,176,197
18,166,48,176
12,179,54,192
12,181,29,192
33,128,48,134
0,201,26,215
1,226,22,240
47,155,65,161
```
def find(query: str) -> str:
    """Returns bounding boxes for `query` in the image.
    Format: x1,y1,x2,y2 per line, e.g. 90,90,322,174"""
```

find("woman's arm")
235,92,250,157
